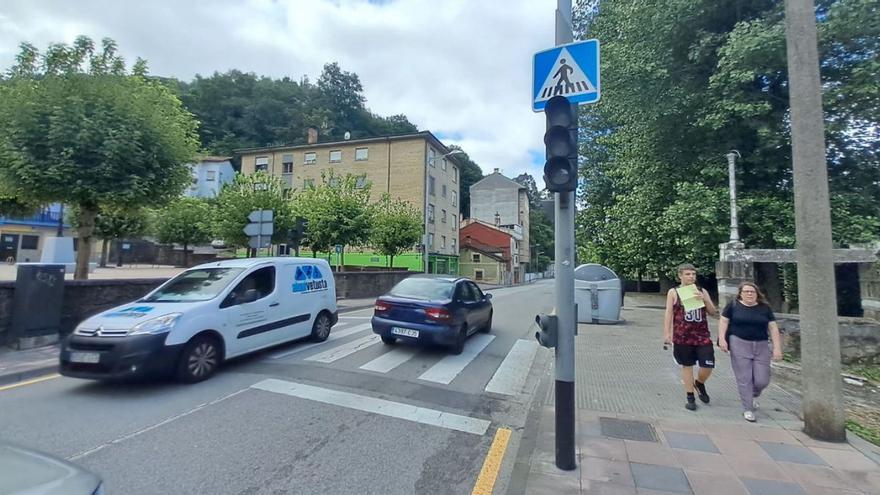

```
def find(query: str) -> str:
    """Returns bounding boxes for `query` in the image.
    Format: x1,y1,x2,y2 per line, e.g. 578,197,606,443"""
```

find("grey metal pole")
784,0,846,441
726,151,740,243
553,0,577,471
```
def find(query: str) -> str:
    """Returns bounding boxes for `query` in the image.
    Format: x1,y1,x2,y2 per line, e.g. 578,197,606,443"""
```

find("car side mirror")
486,293,493,300
240,289,260,304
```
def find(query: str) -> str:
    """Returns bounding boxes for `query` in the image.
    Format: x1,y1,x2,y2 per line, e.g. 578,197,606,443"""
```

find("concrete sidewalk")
0,297,376,387
518,293,880,494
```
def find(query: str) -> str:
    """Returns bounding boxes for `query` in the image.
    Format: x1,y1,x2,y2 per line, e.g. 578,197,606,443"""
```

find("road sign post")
244,210,274,257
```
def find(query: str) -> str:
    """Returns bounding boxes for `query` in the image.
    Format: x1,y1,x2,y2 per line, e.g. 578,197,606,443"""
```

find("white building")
186,157,235,198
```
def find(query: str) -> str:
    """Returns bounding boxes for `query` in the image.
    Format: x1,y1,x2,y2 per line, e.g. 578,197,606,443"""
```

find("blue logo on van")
293,265,329,294
105,306,155,318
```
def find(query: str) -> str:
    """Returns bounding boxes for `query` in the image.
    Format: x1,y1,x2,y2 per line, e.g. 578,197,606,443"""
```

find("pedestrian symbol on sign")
532,40,600,111
537,48,596,101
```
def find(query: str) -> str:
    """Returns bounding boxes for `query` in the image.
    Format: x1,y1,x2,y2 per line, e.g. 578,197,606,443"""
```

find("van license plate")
70,352,100,364
391,327,419,338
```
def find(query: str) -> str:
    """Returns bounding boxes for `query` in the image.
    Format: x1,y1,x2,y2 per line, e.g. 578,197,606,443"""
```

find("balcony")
0,209,68,228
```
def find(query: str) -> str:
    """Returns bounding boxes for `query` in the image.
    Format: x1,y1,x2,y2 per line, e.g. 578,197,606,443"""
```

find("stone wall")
861,261,880,321
1,271,413,346
776,313,880,365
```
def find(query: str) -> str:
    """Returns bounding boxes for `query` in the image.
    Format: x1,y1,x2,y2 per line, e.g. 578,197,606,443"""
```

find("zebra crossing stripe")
484,339,540,396
268,323,372,360
359,346,420,373
305,334,381,363
418,334,495,385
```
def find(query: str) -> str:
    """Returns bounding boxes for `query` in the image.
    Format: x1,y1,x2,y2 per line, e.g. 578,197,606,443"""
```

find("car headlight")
129,313,182,335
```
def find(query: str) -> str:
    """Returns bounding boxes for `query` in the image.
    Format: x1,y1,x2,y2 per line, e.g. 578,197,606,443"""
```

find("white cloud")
0,0,558,182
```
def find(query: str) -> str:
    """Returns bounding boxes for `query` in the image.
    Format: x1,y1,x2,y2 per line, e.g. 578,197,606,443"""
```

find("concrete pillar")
860,262,880,321
716,260,755,310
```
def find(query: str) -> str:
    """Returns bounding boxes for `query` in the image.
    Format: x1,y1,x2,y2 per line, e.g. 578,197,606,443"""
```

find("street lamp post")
424,149,464,274
726,150,741,243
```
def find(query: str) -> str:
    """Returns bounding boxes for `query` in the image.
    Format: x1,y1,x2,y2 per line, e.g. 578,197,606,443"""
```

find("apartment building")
237,131,461,274
185,156,235,198
469,169,531,283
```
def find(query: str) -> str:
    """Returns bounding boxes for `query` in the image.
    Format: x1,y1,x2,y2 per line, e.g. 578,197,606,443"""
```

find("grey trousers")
728,335,771,412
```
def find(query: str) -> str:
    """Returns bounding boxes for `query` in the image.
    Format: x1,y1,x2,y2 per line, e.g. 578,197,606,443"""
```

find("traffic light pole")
554,0,577,471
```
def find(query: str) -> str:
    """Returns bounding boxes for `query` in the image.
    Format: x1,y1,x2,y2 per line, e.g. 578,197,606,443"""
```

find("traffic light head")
543,95,578,193
535,313,558,348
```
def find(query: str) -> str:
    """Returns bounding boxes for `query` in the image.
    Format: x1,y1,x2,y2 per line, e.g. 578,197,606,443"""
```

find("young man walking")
663,264,718,411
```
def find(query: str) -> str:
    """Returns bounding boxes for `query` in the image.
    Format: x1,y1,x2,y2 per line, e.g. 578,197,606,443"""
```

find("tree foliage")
214,172,295,250
0,36,199,278
155,197,213,266
370,194,422,268
576,0,879,280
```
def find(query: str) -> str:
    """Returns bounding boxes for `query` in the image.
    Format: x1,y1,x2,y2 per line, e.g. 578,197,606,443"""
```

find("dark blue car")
371,275,493,354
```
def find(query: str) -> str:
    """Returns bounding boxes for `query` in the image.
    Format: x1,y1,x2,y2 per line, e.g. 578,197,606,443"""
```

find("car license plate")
391,327,419,338
69,352,100,364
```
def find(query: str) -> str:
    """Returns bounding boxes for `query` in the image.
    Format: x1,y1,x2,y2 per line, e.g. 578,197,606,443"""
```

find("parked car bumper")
370,316,458,346
59,333,183,380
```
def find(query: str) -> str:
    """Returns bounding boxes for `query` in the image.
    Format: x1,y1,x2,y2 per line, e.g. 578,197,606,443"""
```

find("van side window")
223,266,276,307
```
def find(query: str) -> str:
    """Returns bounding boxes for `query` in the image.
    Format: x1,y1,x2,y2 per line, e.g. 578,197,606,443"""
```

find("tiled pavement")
521,294,879,494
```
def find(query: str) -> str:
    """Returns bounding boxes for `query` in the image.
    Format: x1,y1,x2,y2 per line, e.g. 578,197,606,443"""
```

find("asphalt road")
0,280,555,495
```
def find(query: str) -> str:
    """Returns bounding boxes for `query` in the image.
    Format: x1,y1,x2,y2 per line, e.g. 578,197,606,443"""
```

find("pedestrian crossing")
264,318,543,396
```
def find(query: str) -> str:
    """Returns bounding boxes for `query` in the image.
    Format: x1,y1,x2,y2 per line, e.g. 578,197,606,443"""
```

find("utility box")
574,263,623,324
10,264,65,349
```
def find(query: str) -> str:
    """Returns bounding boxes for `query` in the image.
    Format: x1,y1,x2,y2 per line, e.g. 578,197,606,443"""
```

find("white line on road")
251,378,490,435
67,388,249,461
304,333,380,363
339,316,372,319
359,346,420,373
484,339,540,396
268,323,371,360
418,334,495,385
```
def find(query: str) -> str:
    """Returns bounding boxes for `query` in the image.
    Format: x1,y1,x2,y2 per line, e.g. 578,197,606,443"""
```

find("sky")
0,0,562,183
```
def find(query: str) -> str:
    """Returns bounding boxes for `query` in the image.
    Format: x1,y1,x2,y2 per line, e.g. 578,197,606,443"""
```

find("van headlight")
129,313,182,335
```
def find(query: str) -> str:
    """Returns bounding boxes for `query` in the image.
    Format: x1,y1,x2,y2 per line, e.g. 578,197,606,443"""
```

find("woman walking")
718,282,783,422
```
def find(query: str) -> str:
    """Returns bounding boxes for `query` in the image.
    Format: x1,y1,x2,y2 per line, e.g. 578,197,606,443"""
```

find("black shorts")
673,344,715,368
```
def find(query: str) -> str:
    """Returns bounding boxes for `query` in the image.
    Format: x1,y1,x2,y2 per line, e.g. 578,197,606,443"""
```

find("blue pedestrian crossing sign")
533,39,600,112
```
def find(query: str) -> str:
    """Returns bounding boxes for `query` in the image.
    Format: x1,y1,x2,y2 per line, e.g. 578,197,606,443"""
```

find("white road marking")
418,334,495,385
304,334,381,363
339,316,372,319
267,323,372,360
484,339,540,396
359,346,420,373
251,379,490,435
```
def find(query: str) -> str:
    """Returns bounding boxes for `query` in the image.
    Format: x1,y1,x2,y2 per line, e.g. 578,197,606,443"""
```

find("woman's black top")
722,301,775,341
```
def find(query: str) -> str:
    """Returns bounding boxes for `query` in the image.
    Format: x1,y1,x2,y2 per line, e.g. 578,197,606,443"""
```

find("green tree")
68,205,150,267
0,36,199,279
214,172,295,253
155,198,213,266
370,194,422,268
447,145,484,218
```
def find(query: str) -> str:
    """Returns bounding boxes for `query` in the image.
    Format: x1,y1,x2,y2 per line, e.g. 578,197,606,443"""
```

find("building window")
441,184,447,198
255,156,269,172
451,238,456,253
441,236,446,249
191,176,199,186
355,147,369,161
428,233,434,248
355,176,367,189
428,149,436,167
282,153,294,173
441,209,447,223
428,176,435,196
452,191,457,206
453,166,458,183
20,235,39,250
474,269,484,281
304,152,317,165
206,170,216,182
329,150,342,163
428,204,435,223
329,177,340,188
472,253,481,263
303,178,315,189
452,214,457,230
442,158,447,171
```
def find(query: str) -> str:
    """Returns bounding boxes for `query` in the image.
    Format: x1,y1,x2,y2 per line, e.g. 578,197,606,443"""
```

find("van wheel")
479,311,493,333
311,312,332,342
450,325,467,355
177,335,221,383
381,336,397,345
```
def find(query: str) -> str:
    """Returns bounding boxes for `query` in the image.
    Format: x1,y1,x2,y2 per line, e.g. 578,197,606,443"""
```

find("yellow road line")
0,373,60,392
472,427,512,495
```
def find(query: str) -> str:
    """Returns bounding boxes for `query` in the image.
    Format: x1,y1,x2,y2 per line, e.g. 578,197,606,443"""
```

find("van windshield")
142,268,245,303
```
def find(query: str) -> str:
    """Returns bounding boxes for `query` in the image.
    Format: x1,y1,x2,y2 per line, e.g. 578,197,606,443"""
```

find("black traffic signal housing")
287,217,308,255
535,313,558,348
543,95,578,193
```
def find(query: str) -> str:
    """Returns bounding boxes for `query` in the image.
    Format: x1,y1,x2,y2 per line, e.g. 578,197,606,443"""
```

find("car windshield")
388,278,454,300
142,268,245,303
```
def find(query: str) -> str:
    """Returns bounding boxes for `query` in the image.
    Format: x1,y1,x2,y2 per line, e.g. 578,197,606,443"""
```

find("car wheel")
479,310,493,333
381,336,397,345
177,335,221,383
450,325,467,355
310,312,332,342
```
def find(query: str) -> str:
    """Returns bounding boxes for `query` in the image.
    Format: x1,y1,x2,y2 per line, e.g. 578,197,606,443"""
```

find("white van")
59,257,337,383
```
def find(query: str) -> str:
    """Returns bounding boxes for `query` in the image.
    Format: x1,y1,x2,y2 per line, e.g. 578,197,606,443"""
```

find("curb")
0,364,58,389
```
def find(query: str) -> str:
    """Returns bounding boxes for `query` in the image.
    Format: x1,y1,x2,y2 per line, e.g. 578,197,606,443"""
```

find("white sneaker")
743,411,757,422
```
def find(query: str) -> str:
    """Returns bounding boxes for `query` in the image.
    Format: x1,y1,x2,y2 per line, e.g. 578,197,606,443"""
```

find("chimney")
494,212,501,226
307,127,318,145
493,168,500,174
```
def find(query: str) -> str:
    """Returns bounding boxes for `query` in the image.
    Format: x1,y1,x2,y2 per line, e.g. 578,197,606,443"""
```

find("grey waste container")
574,263,623,324
10,264,65,349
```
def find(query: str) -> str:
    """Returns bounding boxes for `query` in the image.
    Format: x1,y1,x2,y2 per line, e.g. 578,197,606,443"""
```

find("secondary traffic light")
543,95,578,193
535,313,558,348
